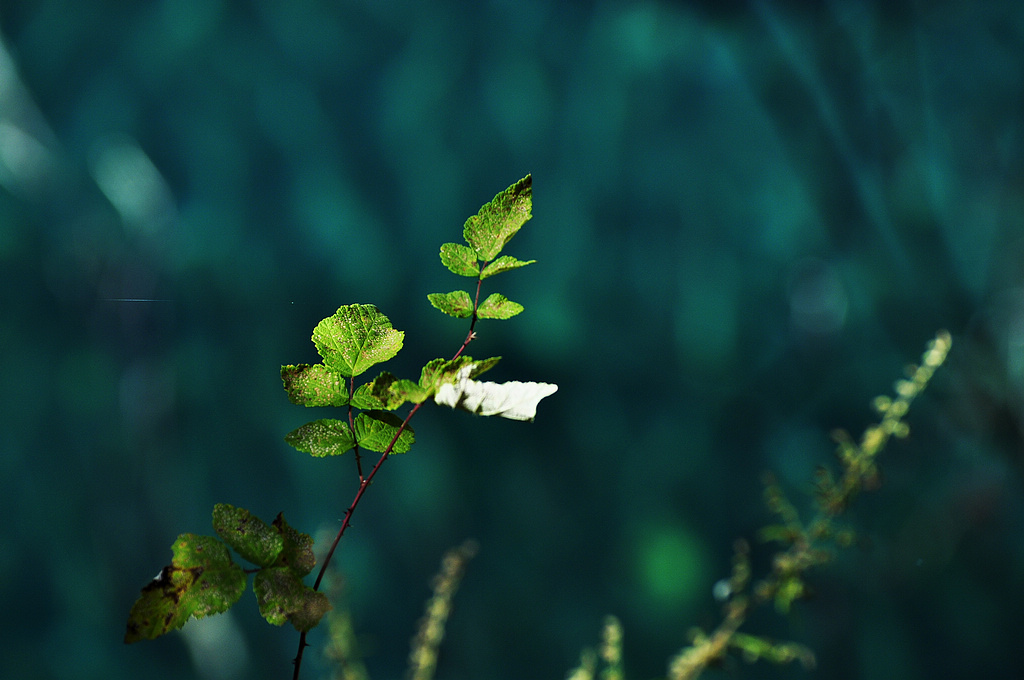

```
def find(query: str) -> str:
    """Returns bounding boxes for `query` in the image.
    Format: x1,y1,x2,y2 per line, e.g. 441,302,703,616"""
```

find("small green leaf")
312,304,404,378
359,371,430,409
463,174,532,261
281,364,349,407
428,291,474,318
125,534,246,643
212,504,284,568
284,419,355,457
350,382,385,409
271,514,316,576
419,356,501,395
253,567,332,632
353,410,415,453
439,243,481,277
476,293,524,319
480,255,535,279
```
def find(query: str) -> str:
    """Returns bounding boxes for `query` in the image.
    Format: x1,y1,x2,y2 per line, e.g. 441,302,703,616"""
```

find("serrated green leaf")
312,304,404,378
463,174,532,261
386,378,429,405
284,419,355,457
360,371,430,409
271,514,316,577
439,243,481,277
253,567,332,632
212,504,284,568
418,356,501,395
281,364,349,407
480,255,536,279
353,410,415,453
419,357,471,394
428,291,474,318
124,534,246,643
350,382,385,409
476,293,524,319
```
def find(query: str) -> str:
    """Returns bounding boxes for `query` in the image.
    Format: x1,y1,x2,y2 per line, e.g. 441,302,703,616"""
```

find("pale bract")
434,365,557,421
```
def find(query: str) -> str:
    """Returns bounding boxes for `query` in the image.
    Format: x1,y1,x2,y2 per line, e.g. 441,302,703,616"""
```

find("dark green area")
2,2,1023,680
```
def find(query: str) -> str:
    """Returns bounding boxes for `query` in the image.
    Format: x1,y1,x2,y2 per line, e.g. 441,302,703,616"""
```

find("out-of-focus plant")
569,331,951,680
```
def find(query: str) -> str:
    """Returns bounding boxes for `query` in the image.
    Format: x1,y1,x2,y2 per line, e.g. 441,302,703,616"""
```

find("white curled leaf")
434,366,557,421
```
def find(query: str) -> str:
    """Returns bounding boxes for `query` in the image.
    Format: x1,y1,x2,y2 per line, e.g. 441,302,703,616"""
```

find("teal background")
2,2,1023,679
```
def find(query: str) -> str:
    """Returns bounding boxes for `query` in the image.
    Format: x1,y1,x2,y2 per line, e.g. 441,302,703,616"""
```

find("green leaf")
350,382,385,409
284,419,355,457
353,410,415,453
439,243,481,277
419,356,501,395
271,513,316,577
463,174,532,261
359,371,430,409
428,291,474,318
480,255,535,279
253,567,332,632
312,304,404,378
476,293,524,319
212,504,284,568
125,534,246,643
281,364,349,407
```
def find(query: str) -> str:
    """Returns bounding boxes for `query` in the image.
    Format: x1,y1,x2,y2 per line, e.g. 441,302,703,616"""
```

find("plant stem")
349,375,363,480
452,268,485,360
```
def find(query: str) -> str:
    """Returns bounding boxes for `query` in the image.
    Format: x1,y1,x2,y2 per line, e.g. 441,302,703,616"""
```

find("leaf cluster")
281,312,518,456
429,174,535,319
280,175,555,465
124,175,557,668
125,505,328,642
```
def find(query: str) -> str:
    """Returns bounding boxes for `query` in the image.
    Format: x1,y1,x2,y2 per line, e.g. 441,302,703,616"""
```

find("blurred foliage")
666,333,949,679
2,2,1024,680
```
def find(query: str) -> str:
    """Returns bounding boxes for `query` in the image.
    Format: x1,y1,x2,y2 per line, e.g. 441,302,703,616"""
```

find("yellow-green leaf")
312,304,404,378
124,534,245,643
281,363,349,407
253,567,332,632
427,291,473,318
439,243,481,277
476,293,524,319
212,504,284,568
463,175,532,261
284,419,355,457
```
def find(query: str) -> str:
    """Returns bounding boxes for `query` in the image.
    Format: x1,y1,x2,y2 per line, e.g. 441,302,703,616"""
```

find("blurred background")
2,1,1023,679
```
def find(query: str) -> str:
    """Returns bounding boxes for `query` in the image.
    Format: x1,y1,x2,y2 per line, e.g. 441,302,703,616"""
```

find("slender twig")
349,376,363,481
452,268,485,360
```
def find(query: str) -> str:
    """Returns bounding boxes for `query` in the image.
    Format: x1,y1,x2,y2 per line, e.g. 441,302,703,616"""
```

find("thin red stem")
348,375,363,480
452,268,486,360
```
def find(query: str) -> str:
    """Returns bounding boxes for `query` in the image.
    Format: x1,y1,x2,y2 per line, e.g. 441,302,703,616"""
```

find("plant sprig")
124,175,557,680
664,331,952,679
